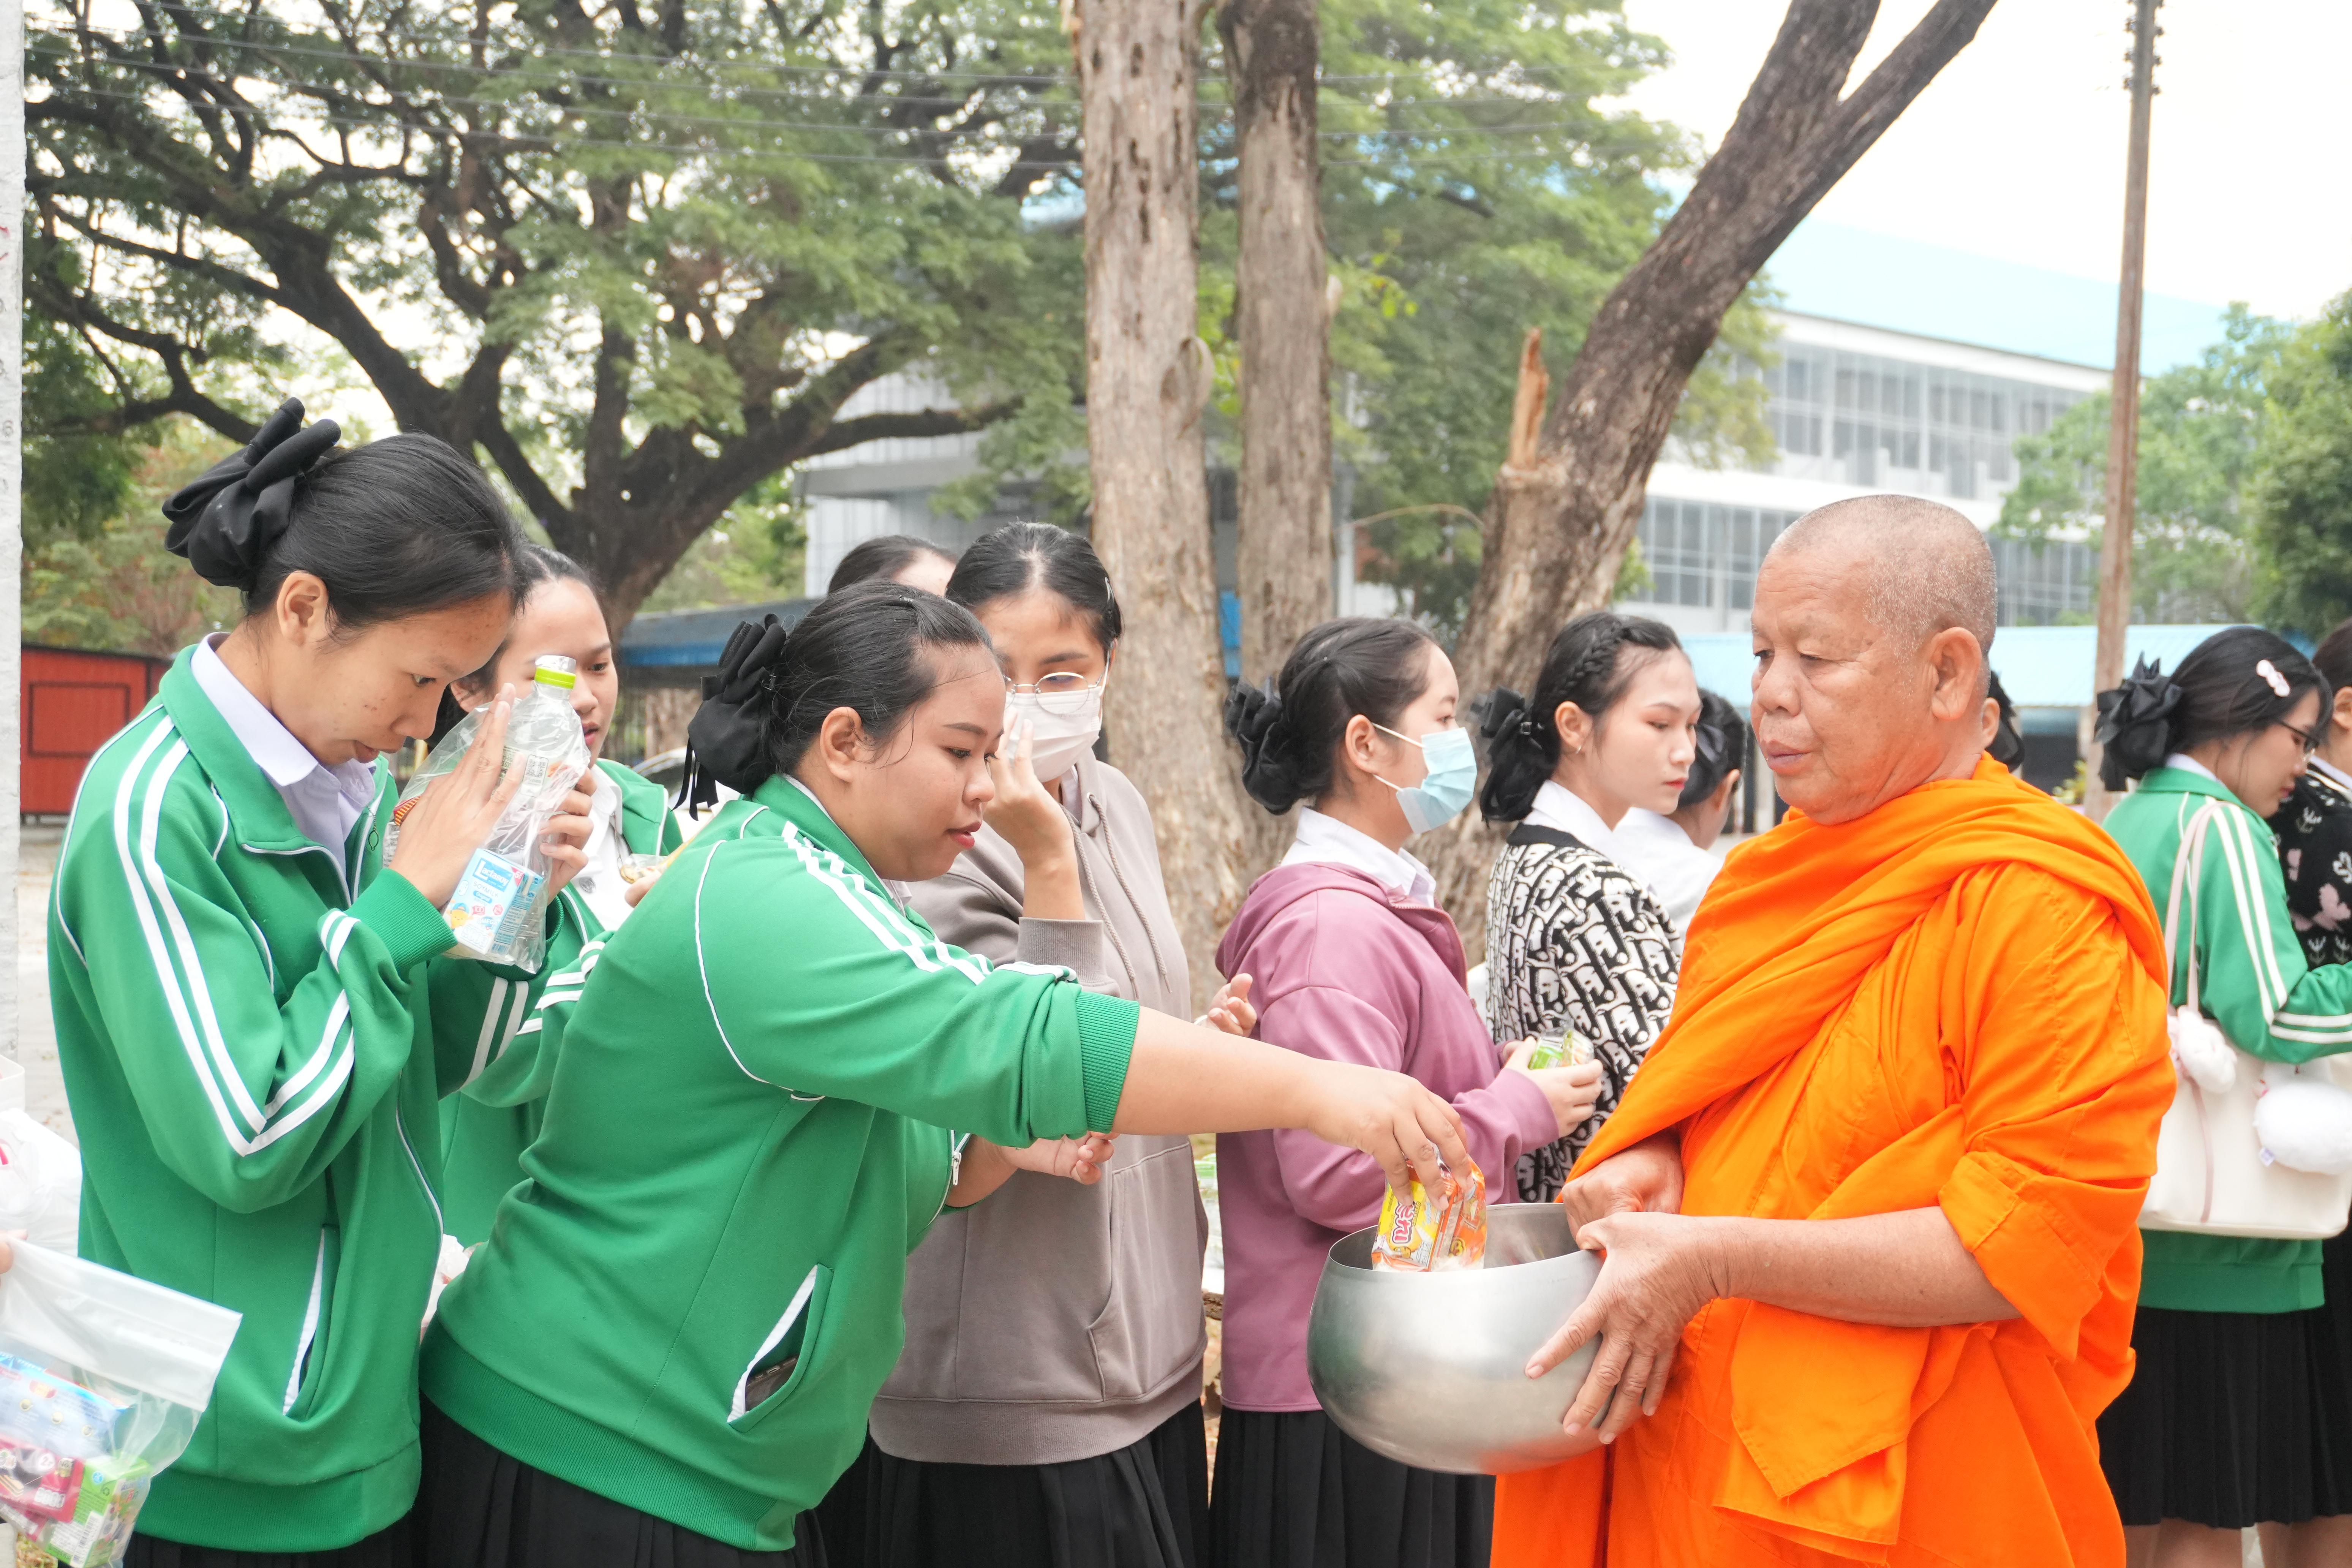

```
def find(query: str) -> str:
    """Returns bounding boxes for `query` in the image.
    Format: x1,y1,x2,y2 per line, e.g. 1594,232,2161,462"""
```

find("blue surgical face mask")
1372,722,1478,835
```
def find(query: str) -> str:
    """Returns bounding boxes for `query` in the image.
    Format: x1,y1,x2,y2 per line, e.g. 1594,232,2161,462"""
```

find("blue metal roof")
1681,624,2240,714
1769,220,2229,375
620,598,815,670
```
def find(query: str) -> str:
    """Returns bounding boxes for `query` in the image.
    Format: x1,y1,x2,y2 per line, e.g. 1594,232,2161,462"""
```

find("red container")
22,646,171,816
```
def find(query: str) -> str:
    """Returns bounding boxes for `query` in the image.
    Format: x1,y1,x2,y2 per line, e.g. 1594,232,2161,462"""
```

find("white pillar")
0,0,25,1059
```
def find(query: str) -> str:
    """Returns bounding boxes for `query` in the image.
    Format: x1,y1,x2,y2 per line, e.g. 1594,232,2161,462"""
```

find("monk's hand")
1560,1132,1685,1235
1529,1211,1728,1443
1299,1061,1470,1197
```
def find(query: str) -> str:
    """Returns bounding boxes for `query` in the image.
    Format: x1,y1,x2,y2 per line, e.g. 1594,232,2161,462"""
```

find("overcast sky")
1616,0,2351,320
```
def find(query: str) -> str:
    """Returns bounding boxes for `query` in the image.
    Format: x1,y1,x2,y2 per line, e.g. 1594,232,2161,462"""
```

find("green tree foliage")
24,418,243,655
1185,0,1767,639
28,0,1086,618
1996,305,2291,623
2250,294,2352,636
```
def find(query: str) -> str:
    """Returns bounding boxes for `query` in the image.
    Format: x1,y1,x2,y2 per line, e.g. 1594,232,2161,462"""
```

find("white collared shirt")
192,636,378,850
567,768,634,931
1282,806,1437,904
2313,756,2352,793
1524,780,1623,859
1612,808,1723,933
2164,752,2222,784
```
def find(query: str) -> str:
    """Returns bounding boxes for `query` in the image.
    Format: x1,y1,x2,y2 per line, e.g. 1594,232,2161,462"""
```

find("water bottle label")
446,849,547,962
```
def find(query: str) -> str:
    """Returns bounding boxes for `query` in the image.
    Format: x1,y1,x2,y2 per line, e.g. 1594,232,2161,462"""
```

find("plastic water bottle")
389,655,591,969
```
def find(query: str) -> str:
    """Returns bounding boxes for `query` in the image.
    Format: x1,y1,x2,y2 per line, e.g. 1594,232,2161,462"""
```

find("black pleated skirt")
123,1518,416,1568
854,1402,1210,1568
2099,1295,2352,1528
417,1399,827,1568
1210,1407,1491,1568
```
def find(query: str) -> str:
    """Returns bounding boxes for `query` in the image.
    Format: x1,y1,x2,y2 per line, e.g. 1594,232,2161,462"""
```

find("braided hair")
1476,612,1682,823
1223,618,1440,814
2094,626,2327,792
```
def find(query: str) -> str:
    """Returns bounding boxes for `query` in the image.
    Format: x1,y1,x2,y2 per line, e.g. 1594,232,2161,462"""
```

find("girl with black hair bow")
1475,611,1696,1203
46,402,596,1566
2094,627,2352,1566
413,583,1473,1568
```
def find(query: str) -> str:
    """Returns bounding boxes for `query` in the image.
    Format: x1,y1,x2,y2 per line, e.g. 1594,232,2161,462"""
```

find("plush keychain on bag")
2254,1061,2352,1175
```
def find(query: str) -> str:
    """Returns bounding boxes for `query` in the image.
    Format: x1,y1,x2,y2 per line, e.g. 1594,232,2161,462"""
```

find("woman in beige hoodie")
822,523,1249,1568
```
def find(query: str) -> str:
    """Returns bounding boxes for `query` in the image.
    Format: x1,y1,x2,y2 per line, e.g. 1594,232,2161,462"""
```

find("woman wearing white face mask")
1211,618,1600,1568
833,524,1252,1568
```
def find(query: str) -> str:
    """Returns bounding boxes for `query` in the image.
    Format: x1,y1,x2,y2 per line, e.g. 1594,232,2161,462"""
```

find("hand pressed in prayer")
1560,1132,1685,1235
1527,1209,1725,1444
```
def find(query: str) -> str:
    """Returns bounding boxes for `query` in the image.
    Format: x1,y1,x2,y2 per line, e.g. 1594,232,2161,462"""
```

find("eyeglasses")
1004,672,1105,715
2280,719,2323,756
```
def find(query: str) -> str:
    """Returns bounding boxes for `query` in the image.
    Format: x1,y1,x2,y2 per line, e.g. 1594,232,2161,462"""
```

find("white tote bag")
2139,798,2352,1241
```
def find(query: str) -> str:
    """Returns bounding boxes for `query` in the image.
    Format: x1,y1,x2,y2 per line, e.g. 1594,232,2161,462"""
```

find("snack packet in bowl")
1369,1160,1487,1272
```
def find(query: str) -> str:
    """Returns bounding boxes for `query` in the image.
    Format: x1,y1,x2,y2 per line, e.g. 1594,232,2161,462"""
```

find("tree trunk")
1071,0,1254,1010
1220,0,1332,686
1421,0,2001,956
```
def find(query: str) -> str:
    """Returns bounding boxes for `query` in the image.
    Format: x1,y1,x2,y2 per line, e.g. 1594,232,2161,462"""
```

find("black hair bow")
161,398,343,591
1477,685,1540,744
1986,671,2025,770
678,615,792,812
2094,654,2180,791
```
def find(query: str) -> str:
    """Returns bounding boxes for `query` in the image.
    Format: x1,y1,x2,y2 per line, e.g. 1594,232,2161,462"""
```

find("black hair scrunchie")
2094,654,2181,792
1477,685,1541,746
679,615,793,812
161,398,343,591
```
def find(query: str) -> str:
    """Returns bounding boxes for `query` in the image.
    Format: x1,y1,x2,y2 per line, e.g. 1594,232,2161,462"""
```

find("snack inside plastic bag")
1524,1028,1592,1071
384,655,590,971
0,1243,240,1566
1370,1160,1487,1272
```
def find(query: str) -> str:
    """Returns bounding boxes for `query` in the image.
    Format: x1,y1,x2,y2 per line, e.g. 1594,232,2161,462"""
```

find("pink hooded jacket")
1212,861,1560,1412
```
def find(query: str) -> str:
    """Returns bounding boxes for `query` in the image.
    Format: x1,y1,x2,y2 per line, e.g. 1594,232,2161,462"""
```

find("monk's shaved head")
1749,493,2000,824
1768,496,1996,667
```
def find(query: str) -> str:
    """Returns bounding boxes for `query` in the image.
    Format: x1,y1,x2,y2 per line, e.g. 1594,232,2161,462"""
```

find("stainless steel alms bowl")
1306,1203,1604,1475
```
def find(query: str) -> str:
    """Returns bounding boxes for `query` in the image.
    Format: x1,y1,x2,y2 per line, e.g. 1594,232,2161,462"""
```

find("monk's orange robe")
1493,756,2172,1568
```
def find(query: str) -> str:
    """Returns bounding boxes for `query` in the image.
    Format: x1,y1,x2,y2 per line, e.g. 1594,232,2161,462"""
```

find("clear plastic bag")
385,657,589,971
0,1243,240,1566
0,1112,81,1258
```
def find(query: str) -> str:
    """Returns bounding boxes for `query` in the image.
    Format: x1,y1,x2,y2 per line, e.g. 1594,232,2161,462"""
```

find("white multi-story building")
793,221,2226,634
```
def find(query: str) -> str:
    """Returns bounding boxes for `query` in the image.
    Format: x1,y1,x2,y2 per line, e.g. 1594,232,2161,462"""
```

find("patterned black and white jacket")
1484,822,1682,1202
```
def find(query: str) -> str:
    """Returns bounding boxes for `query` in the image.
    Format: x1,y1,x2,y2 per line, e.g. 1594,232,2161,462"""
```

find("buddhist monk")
1491,495,2173,1568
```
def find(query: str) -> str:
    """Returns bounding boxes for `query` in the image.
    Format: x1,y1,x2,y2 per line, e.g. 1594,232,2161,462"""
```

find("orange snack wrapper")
1370,1160,1487,1272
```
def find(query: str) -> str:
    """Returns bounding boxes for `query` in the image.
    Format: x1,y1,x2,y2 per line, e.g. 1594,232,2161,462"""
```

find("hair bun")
680,615,793,809
1223,681,1301,811
2094,654,2182,790
161,398,343,591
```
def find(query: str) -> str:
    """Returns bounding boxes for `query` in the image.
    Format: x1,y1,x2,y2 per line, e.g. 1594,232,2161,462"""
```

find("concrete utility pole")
2086,0,2161,821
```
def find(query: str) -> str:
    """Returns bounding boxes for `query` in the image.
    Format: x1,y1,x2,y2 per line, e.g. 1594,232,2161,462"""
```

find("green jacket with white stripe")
434,759,683,1246
48,646,563,1552
2107,764,2352,1313
420,774,1141,1551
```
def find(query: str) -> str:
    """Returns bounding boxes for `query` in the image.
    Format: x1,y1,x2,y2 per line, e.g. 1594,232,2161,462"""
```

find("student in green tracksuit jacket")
434,545,684,1246
49,406,593,1568
2093,628,2352,1561
417,582,1476,1568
